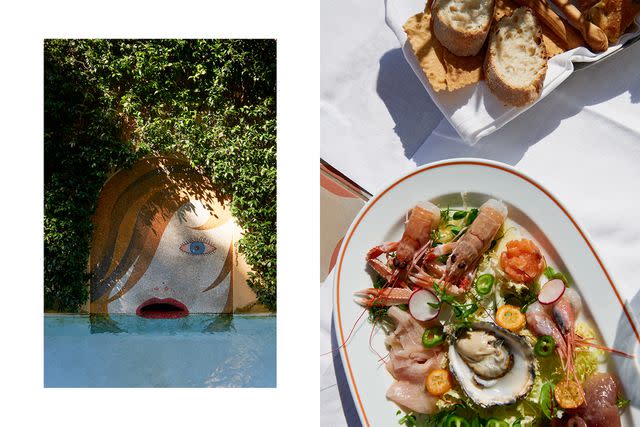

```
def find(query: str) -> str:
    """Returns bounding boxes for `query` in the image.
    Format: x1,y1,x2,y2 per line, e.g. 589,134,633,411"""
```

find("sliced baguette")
431,0,495,56
484,7,548,107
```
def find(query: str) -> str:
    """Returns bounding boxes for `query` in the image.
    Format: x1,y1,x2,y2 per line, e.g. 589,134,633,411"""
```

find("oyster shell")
448,322,535,407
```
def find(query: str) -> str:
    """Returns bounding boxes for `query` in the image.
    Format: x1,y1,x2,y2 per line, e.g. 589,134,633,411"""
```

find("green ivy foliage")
44,39,276,312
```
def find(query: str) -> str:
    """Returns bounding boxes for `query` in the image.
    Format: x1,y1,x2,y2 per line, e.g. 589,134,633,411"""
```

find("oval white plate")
333,159,640,426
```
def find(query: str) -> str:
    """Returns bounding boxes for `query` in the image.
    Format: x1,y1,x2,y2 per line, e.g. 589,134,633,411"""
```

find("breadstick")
548,0,608,52
514,0,584,49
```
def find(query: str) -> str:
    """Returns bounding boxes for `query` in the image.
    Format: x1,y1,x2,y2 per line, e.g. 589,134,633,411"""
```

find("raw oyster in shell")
448,322,535,407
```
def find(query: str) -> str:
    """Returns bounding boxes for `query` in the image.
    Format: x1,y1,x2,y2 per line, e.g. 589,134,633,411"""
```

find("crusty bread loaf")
431,0,496,56
587,0,640,42
484,7,548,106
587,0,623,42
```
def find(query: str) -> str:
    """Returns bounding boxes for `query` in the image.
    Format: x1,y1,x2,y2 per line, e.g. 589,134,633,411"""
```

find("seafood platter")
333,159,639,426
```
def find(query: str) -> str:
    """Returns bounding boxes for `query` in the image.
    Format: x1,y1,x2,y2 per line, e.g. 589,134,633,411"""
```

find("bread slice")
431,0,495,56
484,7,548,107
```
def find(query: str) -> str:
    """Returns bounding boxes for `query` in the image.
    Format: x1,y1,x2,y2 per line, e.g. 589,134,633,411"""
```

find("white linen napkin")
385,0,640,145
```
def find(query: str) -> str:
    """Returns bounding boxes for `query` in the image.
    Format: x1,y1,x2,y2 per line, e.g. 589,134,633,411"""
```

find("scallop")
448,322,535,407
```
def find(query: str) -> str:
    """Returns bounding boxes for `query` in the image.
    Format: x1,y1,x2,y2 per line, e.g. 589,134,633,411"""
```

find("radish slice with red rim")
538,279,565,305
408,289,440,321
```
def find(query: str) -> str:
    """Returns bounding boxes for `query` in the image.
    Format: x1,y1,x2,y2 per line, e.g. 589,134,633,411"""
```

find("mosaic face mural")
89,156,259,317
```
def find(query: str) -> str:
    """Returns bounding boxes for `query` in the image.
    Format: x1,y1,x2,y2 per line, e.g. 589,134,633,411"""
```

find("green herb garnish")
616,394,631,409
441,207,451,222
430,283,478,321
502,286,537,313
543,266,569,286
368,305,389,324
431,230,443,246
398,413,418,427
373,276,386,289
452,211,467,220
465,208,478,226
519,292,538,313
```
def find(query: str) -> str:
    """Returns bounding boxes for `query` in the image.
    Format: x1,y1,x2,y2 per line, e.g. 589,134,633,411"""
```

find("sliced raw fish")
384,306,443,414
387,349,442,383
387,306,431,350
573,373,621,427
386,379,439,415
554,373,621,426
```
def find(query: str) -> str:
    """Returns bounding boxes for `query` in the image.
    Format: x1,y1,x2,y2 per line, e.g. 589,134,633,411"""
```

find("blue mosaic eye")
179,239,216,256
190,242,205,254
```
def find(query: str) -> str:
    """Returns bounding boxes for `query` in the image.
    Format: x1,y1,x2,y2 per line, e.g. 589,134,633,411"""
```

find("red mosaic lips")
136,298,189,319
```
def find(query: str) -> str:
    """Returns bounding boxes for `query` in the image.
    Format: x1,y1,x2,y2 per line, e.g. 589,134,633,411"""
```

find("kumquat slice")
425,368,452,396
554,380,585,409
496,304,526,332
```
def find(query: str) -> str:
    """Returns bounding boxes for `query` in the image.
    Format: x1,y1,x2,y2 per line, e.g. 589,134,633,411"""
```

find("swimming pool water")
44,314,276,387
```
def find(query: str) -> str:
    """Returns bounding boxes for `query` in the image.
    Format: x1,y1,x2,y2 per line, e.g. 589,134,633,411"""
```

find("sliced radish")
538,279,565,305
408,289,440,321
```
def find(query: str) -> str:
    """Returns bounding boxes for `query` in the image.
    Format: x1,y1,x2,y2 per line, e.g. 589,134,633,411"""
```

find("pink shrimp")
553,290,586,398
526,301,568,364
552,288,582,356
528,290,585,398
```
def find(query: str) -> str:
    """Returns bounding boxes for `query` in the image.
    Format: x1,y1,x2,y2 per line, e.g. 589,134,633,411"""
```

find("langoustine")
411,199,508,295
360,199,508,309
366,201,441,288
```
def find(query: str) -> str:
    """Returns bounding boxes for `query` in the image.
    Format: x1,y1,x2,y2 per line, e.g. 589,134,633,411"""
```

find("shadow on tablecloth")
383,40,640,164
331,314,363,427
613,289,640,409
376,48,443,160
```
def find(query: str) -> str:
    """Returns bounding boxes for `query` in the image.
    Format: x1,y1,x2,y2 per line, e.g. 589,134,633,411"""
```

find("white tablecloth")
321,1,640,425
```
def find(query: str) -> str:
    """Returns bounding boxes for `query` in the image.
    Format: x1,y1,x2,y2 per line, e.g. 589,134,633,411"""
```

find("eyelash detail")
180,237,216,247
